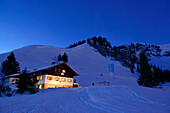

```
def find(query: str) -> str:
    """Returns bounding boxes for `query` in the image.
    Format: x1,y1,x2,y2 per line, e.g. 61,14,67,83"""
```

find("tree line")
67,36,170,88
137,52,170,88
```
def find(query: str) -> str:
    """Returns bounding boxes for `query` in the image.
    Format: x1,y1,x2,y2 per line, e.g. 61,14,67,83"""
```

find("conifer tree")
16,69,28,94
87,38,92,46
16,68,38,94
1,52,20,76
61,52,68,63
91,36,97,47
57,54,62,62
137,52,150,86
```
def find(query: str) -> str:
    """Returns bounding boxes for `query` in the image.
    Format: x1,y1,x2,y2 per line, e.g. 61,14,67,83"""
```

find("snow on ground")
0,86,169,113
150,56,170,70
160,43,170,52
149,43,170,70
0,44,170,113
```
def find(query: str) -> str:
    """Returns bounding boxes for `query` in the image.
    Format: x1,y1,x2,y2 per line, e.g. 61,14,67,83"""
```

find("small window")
55,77,60,81
62,78,66,82
67,79,72,83
47,76,52,80
40,76,43,80
39,85,42,89
37,76,39,80
62,70,66,73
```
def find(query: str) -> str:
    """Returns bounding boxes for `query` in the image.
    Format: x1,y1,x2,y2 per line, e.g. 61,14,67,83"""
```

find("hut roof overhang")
29,63,79,76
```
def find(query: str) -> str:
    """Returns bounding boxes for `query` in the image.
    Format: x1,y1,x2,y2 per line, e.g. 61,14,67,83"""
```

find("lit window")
62,70,66,73
37,76,39,80
40,76,43,80
55,77,60,81
39,85,42,89
47,76,52,80
67,79,72,83
62,78,66,82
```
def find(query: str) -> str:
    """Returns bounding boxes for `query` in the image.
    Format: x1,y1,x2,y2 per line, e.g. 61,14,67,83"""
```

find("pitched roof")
29,62,79,76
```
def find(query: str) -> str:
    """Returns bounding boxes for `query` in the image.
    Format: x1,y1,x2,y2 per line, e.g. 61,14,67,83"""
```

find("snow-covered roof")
2,73,20,79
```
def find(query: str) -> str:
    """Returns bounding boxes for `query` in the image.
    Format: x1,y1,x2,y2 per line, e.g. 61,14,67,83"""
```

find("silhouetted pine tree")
16,69,28,94
61,52,68,63
1,52,20,76
82,40,86,44
97,36,103,46
165,69,170,82
78,41,82,45
16,68,38,94
87,38,92,46
137,52,151,87
91,36,97,47
57,54,62,62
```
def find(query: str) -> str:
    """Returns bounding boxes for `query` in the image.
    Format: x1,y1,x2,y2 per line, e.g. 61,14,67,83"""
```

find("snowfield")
0,44,170,113
0,86,170,113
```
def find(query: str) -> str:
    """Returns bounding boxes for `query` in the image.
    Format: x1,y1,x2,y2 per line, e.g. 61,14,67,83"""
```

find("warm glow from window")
39,85,42,89
55,77,59,81
40,76,43,80
47,76,52,80
37,76,39,80
62,78,66,82
67,79,72,83
62,70,66,73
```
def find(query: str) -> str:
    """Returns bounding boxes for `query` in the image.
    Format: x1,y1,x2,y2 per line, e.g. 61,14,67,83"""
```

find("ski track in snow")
0,87,170,113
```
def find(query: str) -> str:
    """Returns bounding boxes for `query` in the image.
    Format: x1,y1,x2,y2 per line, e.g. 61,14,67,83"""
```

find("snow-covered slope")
160,43,170,52
0,44,113,86
0,44,170,113
150,56,170,70
149,43,170,70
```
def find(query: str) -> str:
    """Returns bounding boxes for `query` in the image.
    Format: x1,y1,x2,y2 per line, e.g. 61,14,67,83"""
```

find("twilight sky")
0,0,170,54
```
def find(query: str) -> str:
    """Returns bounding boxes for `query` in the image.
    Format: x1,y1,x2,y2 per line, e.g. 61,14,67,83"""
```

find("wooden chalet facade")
29,63,79,89
3,63,79,89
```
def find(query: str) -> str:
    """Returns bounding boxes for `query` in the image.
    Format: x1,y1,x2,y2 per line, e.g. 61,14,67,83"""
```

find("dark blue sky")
0,0,170,53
